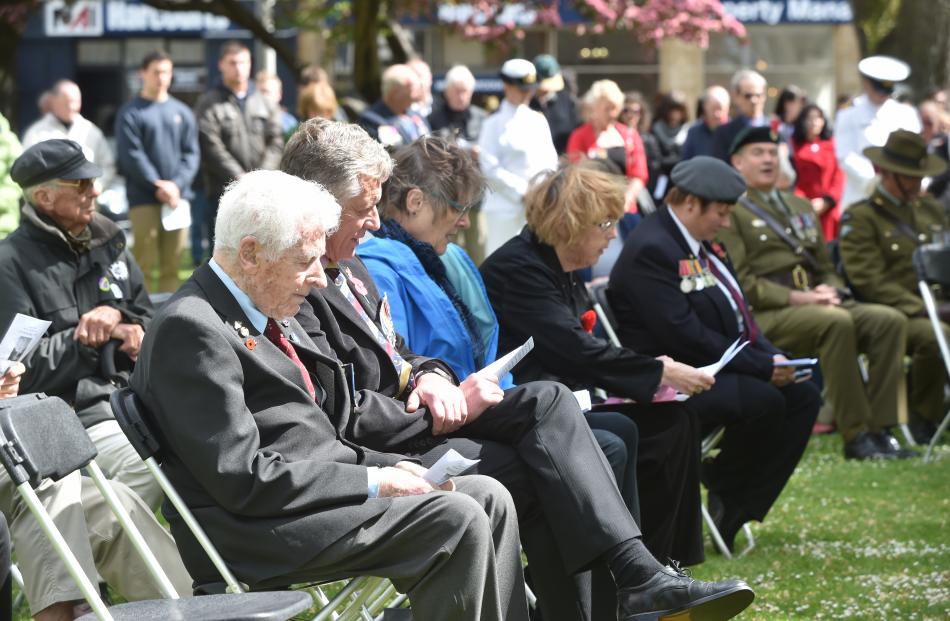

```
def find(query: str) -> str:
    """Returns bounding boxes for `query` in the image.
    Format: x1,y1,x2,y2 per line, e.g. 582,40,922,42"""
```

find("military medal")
679,260,693,293
379,293,398,346
691,259,705,291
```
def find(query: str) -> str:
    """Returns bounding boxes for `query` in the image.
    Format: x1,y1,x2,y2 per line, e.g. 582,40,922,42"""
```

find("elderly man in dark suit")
609,156,820,553
282,118,755,621
130,169,528,621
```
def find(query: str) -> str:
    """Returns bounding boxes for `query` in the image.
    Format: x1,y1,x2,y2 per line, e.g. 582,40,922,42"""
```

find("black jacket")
607,208,779,380
480,228,663,402
427,94,487,144
296,258,455,452
0,209,152,427
531,90,580,155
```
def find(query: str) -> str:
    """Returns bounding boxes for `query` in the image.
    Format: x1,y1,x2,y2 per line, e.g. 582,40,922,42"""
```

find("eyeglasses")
623,107,643,116
424,190,479,224
741,92,764,101
597,219,619,232
55,178,95,193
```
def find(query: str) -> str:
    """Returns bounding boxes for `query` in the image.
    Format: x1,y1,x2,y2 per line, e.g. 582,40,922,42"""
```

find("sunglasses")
55,178,95,193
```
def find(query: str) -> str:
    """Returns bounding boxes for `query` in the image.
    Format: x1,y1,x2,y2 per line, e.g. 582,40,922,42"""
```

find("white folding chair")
109,388,406,620
0,392,310,621
912,244,950,463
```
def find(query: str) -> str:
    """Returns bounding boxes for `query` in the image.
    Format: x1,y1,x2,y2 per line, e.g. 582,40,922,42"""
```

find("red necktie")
264,319,316,401
700,248,759,343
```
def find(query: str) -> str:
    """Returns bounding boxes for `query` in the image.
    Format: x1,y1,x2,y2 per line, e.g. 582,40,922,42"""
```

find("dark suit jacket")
479,228,663,403
608,208,779,381
710,114,751,162
296,257,456,452
131,264,406,586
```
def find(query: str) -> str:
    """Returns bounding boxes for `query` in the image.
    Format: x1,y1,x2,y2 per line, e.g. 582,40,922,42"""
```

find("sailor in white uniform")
834,55,920,210
478,59,559,256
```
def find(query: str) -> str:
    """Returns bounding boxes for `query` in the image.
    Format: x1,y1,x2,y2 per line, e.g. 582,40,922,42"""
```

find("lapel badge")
751,218,767,228
245,337,257,350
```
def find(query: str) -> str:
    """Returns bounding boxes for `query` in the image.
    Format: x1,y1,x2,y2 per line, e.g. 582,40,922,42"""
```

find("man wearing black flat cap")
0,138,160,508
718,126,912,461
840,130,950,443
609,155,821,553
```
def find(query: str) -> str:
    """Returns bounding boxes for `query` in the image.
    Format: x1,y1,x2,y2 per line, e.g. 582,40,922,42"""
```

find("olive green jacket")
839,185,949,317
716,188,843,311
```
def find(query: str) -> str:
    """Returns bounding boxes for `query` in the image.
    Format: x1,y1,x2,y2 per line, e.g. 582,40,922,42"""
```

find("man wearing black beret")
0,138,161,507
609,155,821,553
718,126,912,461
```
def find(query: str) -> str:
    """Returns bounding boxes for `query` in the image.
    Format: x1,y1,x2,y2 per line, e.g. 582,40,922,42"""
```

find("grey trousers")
266,475,529,621
0,469,192,614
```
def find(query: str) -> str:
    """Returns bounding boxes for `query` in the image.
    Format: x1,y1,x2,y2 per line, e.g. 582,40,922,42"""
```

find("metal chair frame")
913,245,950,463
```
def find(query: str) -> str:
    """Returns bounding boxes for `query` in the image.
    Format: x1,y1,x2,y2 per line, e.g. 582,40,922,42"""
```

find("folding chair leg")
925,410,950,463
85,461,179,599
900,423,918,447
141,457,244,593
701,503,732,559
16,482,113,620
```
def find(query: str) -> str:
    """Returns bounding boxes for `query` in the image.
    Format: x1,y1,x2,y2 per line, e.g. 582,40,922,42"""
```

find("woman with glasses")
481,162,712,568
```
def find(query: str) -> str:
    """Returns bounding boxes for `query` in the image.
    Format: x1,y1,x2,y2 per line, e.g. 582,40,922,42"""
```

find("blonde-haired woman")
566,79,648,212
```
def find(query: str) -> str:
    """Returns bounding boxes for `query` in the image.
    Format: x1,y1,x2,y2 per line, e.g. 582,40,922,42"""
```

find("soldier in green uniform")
839,129,950,443
718,126,912,460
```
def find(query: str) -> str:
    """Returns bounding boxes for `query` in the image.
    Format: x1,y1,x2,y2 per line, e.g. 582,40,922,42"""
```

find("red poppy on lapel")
580,310,597,333
711,243,728,261
350,276,369,297
245,337,257,350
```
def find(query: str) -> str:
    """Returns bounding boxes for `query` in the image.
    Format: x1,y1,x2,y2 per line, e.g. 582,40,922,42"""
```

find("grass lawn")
691,433,950,620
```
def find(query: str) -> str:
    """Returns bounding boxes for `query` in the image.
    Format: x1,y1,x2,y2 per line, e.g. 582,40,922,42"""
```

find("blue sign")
722,0,853,25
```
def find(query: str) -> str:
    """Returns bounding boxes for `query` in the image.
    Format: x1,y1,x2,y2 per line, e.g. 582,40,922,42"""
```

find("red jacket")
566,122,649,184
792,137,845,240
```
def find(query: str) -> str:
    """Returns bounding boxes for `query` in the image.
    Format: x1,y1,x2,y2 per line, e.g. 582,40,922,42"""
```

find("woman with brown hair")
481,163,712,567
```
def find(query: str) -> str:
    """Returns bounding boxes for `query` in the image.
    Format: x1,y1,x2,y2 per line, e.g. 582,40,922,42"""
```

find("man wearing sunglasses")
0,139,161,510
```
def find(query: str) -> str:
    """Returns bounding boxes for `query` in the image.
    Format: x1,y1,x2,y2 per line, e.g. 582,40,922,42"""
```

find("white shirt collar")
668,208,702,256
208,258,268,332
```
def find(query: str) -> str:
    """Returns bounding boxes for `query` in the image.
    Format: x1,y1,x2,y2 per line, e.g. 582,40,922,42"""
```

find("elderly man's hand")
406,371,468,435
0,362,26,400
74,306,123,348
377,461,454,497
460,373,504,422
112,323,145,361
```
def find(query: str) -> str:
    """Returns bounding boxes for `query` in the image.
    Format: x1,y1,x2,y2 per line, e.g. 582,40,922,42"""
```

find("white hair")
582,79,624,110
280,118,393,202
214,169,341,260
731,69,767,93
381,64,418,99
444,65,476,91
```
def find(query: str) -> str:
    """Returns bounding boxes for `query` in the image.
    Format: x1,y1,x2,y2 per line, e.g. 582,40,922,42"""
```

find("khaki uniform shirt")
839,185,950,317
717,188,843,311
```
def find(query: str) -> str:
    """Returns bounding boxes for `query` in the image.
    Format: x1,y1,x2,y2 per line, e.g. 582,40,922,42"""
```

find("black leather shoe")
617,564,754,621
707,493,746,554
844,431,891,460
874,429,918,459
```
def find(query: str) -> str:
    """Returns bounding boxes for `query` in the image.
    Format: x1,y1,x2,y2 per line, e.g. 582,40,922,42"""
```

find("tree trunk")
353,0,383,103
850,0,950,99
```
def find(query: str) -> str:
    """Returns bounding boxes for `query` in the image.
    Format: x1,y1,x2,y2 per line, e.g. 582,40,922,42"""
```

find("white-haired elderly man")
429,64,487,146
284,118,755,621
359,63,430,148
130,169,528,621
710,69,769,162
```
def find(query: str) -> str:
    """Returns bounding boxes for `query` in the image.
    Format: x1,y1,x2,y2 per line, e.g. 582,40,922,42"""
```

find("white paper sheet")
654,338,749,402
573,389,592,412
423,449,480,485
161,200,192,231
479,337,534,380
0,313,52,375
773,358,818,367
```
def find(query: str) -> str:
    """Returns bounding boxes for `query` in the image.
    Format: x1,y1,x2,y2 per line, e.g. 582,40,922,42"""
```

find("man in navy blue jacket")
116,49,200,293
